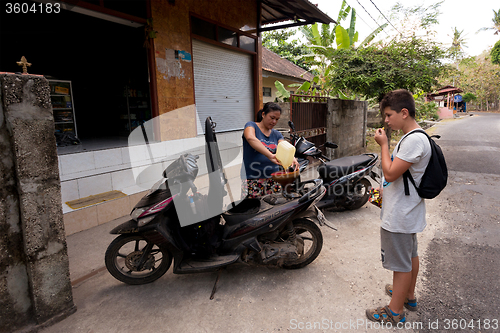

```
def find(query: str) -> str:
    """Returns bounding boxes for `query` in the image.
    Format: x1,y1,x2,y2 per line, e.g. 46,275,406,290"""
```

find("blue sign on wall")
454,95,463,102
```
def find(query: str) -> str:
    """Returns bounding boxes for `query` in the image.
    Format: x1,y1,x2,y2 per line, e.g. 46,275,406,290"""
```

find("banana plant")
274,80,314,102
274,80,290,102
295,0,387,99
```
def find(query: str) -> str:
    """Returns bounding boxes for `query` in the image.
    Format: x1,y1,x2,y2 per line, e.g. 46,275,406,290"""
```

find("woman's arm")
244,126,280,165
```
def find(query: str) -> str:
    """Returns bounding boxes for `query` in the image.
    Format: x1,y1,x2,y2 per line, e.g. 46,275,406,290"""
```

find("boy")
366,89,431,324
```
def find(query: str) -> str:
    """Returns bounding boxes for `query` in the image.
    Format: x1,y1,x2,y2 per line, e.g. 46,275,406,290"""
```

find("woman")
242,102,299,198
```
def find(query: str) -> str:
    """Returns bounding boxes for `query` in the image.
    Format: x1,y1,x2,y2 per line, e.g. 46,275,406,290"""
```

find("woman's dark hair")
257,102,282,122
380,89,416,118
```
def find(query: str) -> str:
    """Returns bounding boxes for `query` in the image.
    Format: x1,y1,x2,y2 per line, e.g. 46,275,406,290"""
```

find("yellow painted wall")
262,74,304,104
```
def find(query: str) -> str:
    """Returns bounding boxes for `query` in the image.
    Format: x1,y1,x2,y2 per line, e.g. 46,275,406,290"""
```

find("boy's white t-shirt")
381,129,432,233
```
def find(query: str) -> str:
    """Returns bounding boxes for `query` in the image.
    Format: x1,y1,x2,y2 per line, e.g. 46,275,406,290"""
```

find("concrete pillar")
326,98,368,160
275,102,290,133
326,98,341,160
0,73,75,333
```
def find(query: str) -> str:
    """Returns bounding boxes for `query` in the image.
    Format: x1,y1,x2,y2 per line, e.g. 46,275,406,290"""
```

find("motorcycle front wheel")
105,234,172,285
345,178,372,210
282,219,323,269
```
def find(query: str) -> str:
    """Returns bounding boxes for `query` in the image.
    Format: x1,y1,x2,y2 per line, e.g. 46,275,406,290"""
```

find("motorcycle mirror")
288,121,295,131
325,142,338,149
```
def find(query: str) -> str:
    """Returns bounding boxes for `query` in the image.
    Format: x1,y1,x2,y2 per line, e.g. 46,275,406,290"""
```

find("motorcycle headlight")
131,207,147,221
137,215,156,227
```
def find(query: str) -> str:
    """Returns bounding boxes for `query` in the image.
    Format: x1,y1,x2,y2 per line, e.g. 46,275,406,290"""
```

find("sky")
311,0,499,57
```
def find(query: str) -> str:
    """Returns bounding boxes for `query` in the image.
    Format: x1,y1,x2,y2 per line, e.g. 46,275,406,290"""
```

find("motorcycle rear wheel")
282,219,323,269
105,234,172,285
345,178,372,210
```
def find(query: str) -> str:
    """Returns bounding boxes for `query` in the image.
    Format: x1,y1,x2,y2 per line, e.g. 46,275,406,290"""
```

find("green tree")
457,52,500,111
448,27,467,65
297,0,386,98
462,92,477,103
477,9,500,35
389,1,443,39
491,40,500,65
262,29,311,71
326,37,446,101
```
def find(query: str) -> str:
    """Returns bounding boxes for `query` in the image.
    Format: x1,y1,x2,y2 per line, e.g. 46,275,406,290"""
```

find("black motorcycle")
105,117,334,287
288,121,379,210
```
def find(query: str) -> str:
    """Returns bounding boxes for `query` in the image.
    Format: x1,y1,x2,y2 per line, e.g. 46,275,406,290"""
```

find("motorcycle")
287,121,379,211
105,117,334,289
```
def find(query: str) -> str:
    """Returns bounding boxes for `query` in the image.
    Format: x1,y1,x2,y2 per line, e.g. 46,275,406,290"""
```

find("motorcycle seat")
222,198,261,226
317,154,373,181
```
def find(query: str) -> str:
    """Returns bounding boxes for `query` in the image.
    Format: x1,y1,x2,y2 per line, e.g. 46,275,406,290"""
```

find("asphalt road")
416,112,500,332
40,113,500,333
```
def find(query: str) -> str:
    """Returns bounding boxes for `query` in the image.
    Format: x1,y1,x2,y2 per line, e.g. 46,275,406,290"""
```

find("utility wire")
355,13,375,32
354,0,390,36
368,0,403,36
344,0,375,32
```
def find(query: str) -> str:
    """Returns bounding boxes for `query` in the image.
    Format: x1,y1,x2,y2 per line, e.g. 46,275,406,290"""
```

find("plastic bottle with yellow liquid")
276,141,296,170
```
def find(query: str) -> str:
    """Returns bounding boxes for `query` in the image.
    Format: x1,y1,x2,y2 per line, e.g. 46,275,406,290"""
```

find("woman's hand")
292,157,300,171
269,154,281,165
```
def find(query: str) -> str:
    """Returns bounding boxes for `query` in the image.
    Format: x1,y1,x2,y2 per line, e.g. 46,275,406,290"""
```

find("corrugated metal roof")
261,0,335,26
429,86,463,96
262,47,314,82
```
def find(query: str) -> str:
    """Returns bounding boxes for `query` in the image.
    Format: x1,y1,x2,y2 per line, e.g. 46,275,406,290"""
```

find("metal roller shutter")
192,39,254,134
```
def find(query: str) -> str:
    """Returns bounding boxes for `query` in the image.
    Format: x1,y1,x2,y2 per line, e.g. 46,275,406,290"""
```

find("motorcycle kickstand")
210,267,226,300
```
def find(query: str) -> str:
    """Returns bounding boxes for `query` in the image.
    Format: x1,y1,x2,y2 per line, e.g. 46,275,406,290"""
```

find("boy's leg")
407,256,419,300
380,229,417,315
389,271,412,314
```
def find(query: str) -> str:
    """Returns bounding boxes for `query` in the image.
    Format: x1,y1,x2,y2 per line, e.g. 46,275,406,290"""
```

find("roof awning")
260,0,336,32
427,86,463,98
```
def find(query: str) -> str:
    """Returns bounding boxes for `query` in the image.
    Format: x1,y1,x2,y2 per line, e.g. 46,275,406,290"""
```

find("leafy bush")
415,100,439,121
491,40,500,66
462,92,477,103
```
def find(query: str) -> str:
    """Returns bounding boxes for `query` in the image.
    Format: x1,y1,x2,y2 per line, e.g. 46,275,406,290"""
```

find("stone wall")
327,99,367,160
0,74,75,332
277,99,368,159
367,109,382,128
275,102,290,134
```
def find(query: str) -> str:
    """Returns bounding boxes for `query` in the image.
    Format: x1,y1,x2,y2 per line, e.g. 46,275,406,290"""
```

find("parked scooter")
105,117,333,287
288,121,379,210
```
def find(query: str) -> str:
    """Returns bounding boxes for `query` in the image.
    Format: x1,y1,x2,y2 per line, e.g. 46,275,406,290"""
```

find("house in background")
426,85,463,119
262,47,314,103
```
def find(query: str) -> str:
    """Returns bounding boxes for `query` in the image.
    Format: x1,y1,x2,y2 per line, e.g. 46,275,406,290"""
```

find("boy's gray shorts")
380,227,418,272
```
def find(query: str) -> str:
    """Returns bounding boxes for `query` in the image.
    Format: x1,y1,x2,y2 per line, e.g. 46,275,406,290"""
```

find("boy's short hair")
380,89,416,118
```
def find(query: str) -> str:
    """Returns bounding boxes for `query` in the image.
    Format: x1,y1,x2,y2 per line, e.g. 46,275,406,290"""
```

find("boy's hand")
374,128,388,146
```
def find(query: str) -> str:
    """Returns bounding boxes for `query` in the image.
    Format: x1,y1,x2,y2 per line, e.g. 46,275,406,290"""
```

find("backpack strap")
397,129,427,196
403,170,417,195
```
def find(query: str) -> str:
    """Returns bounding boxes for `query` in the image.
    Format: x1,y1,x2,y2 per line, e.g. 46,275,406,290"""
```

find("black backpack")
397,129,447,199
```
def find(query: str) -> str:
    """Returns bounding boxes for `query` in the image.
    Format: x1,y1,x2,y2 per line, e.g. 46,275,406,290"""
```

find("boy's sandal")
366,305,405,324
385,284,418,311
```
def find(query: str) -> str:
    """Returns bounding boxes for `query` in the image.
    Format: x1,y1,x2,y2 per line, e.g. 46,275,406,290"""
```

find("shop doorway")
0,1,151,153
